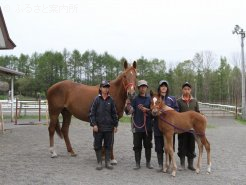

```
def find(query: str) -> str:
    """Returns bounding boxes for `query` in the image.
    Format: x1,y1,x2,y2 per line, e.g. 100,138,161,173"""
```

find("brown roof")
0,66,24,76
0,6,16,50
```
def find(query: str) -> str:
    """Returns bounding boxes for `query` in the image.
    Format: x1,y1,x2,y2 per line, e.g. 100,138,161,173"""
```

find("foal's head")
150,90,165,116
122,60,137,100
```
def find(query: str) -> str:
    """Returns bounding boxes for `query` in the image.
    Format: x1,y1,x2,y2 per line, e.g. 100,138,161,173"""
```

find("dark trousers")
154,136,164,153
133,132,152,152
94,131,113,151
177,132,196,159
154,135,176,153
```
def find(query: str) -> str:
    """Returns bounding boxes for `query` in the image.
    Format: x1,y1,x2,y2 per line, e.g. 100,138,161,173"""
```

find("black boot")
134,150,141,170
179,156,185,170
95,150,103,170
145,149,153,169
105,150,113,170
188,158,196,171
157,152,163,172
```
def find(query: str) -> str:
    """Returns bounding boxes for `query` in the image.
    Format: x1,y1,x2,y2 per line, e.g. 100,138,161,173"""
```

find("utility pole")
233,25,246,119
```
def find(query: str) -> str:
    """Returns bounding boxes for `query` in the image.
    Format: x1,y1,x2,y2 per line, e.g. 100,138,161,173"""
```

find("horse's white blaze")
131,86,134,90
153,97,157,105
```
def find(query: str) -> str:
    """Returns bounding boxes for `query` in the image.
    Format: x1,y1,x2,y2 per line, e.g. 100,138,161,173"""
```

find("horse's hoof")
196,169,200,174
163,168,167,173
51,153,58,158
69,152,77,157
171,171,176,177
110,159,117,165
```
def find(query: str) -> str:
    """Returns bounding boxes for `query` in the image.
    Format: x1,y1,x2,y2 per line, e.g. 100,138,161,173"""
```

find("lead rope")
159,111,205,136
132,112,148,136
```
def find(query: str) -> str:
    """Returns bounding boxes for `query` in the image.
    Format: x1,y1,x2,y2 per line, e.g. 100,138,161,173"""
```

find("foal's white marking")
49,147,58,158
153,97,157,105
110,159,118,165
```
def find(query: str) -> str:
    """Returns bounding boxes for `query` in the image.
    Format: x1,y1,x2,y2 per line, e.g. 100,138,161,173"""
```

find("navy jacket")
89,95,118,132
153,96,179,136
131,95,152,133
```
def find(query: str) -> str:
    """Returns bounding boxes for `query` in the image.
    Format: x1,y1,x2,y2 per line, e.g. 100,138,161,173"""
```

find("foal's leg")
48,114,59,158
61,109,76,157
165,133,177,177
163,135,169,173
195,136,203,174
201,136,211,174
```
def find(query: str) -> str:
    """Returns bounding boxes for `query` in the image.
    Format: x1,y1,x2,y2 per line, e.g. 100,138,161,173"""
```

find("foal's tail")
55,119,63,139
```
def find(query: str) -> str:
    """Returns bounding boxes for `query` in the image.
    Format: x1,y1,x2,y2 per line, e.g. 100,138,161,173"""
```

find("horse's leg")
164,133,177,177
61,109,77,157
163,135,169,173
110,131,117,164
194,135,203,174
48,114,59,158
201,136,211,174
168,134,177,177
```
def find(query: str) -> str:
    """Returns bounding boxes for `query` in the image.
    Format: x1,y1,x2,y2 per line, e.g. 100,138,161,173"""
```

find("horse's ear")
124,60,128,70
150,90,154,97
133,61,137,69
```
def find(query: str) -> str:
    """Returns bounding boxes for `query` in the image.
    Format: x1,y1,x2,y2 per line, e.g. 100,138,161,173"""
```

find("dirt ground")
0,117,246,185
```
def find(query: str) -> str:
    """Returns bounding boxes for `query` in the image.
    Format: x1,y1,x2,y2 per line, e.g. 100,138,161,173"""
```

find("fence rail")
199,102,241,118
0,100,242,125
0,99,48,125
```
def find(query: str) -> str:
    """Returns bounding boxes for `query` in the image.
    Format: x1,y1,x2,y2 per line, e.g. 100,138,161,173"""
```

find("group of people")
89,79,200,171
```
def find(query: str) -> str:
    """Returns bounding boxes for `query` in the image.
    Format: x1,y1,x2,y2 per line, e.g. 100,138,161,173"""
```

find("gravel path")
0,117,246,185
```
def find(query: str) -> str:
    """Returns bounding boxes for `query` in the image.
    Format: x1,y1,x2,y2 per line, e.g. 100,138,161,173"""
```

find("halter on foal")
150,91,211,177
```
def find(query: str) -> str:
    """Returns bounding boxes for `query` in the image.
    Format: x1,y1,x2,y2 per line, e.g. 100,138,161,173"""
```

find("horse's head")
122,60,137,100
150,90,164,116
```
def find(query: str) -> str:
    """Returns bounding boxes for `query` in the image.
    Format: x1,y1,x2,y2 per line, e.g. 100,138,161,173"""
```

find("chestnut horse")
47,61,137,162
150,91,211,177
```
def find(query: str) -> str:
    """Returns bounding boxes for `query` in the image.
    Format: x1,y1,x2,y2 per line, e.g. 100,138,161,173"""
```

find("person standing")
125,80,153,170
177,82,199,171
89,80,118,170
153,80,179,171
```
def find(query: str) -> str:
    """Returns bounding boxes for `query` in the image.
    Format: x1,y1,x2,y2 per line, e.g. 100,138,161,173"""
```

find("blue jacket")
153,96,179,136
89,95,118,132
131,95,152,133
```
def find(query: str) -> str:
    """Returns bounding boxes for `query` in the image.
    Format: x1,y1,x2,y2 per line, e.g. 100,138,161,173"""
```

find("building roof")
0,66,24,76
0,6,16,50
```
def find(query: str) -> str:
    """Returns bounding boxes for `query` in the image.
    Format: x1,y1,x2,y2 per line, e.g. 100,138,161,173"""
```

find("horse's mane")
111,65,137,83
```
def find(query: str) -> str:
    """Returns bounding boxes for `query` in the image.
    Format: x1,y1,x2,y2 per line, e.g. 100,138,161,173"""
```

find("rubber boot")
95,150,103,170
156,152,163,172
179,156,185,170
188,158,196,171
145,149,153,169
105,150,113,170
134,150,141,170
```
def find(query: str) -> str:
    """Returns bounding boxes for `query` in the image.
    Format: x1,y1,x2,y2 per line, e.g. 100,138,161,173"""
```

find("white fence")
199,102,241,117
0,99,49,125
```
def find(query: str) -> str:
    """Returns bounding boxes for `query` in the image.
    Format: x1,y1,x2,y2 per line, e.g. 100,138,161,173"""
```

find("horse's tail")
55,119,63,139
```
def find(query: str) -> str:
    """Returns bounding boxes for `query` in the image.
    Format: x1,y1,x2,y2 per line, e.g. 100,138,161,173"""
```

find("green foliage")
0,49,242,106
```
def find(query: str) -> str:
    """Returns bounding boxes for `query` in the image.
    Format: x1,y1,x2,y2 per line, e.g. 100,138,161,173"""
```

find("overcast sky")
1,0,246,67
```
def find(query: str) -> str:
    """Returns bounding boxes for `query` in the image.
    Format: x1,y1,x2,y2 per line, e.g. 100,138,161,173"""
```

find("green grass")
119,115,131,124
206,124,216,128
235,117,246,125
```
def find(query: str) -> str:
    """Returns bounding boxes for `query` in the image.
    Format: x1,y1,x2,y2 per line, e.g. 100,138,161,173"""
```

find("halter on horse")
150,91,211,177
